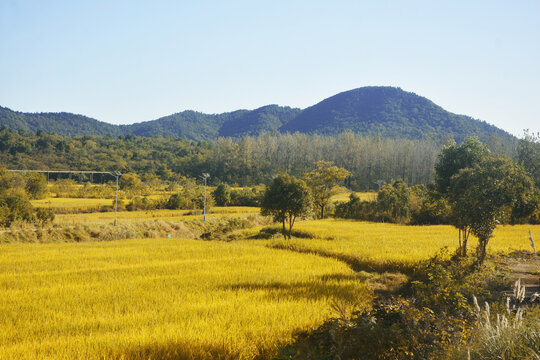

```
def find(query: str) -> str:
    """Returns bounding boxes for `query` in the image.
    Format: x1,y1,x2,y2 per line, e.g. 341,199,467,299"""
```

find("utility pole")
112,171,122,227
200,173,210,222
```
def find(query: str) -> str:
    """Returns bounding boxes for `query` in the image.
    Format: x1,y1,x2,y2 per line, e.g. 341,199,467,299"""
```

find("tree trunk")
476,239,488,265
282,219,287,240
462,228,469,257
321,206,325,219
458,229,462,256
288,214,294,239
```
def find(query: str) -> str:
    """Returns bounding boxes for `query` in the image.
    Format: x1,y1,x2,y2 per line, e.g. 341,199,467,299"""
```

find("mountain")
125,105,301,140
0,106,124,137
280,87,510,142
0,87,513,142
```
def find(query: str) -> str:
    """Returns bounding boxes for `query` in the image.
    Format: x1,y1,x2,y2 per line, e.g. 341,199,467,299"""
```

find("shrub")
0,188,35,227
212,183,231,206
25,173,48,199
126,196,160,211
35,208,55,225
230,186,264,206
334,193,378,221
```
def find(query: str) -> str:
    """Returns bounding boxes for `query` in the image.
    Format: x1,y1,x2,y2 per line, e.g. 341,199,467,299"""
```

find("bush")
334,193,379,221
0,188,35,227
25,173,47,199
230,186,264,206
377,180,410,223
335,184,452,225
49,179,78,197
126,196,160,211
35,208,55,225
212,183,231,206
285,296,472,360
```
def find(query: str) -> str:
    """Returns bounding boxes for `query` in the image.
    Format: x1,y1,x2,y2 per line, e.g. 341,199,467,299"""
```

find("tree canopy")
261,174,312,239
304,161,350,218
435,137,535,262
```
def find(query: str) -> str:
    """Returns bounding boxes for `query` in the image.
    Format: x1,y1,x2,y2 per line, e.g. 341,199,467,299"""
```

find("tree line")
0,127,519,190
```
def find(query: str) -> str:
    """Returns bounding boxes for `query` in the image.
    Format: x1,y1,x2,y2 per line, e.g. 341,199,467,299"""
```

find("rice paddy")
331,191,377,202
54,207,260,225
31,197,112,209
0,238,370,360
2,195,538,359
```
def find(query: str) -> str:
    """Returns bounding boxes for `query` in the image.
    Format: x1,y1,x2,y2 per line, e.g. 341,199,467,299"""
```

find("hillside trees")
0,128,443,188
304,161,350,218
261,174,312,239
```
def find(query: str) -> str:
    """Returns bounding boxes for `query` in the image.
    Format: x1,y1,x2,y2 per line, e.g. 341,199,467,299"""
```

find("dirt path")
496,251,539,301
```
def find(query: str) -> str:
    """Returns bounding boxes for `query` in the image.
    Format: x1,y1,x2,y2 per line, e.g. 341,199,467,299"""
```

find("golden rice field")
54,207,260,225
32,197,112,209
331,191,377,202
0,238,370,360
2,195,539,360
266,220,539,269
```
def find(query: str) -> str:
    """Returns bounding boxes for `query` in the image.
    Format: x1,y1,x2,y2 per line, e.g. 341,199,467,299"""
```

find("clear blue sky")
1,0,539,136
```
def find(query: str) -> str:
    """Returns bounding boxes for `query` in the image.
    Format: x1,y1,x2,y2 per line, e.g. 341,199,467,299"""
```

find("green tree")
212,183,231,206
261,174,312,239
434,137,490,256
515,130,540,187
119,173,142,191
377,180,410,223
304,161,350,218
0,188,35,227
25,173,47,199
448,156,533,264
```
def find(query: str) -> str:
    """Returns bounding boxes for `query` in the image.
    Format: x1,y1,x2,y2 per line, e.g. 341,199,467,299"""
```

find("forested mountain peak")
1,87,513,142
280,86,511,142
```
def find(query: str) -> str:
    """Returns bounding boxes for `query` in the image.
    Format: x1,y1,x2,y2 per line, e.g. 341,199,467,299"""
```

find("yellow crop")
331,191,377,202
277,220,539,267
31,197,112,209
54,207,260,225
0,238,370,360
1,210,537,359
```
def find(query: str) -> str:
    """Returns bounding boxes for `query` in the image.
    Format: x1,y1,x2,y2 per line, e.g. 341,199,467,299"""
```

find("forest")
0,127,519,190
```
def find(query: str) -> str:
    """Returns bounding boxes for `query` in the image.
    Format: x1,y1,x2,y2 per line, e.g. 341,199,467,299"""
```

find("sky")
1,0,539,136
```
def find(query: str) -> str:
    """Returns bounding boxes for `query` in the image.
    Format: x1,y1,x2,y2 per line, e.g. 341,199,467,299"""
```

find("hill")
0,106,124,137
280,87,510,142
125,105,301,140
0,87,513,142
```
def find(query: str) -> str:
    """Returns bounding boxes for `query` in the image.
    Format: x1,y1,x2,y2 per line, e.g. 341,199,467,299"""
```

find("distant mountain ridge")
0,87,513,142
